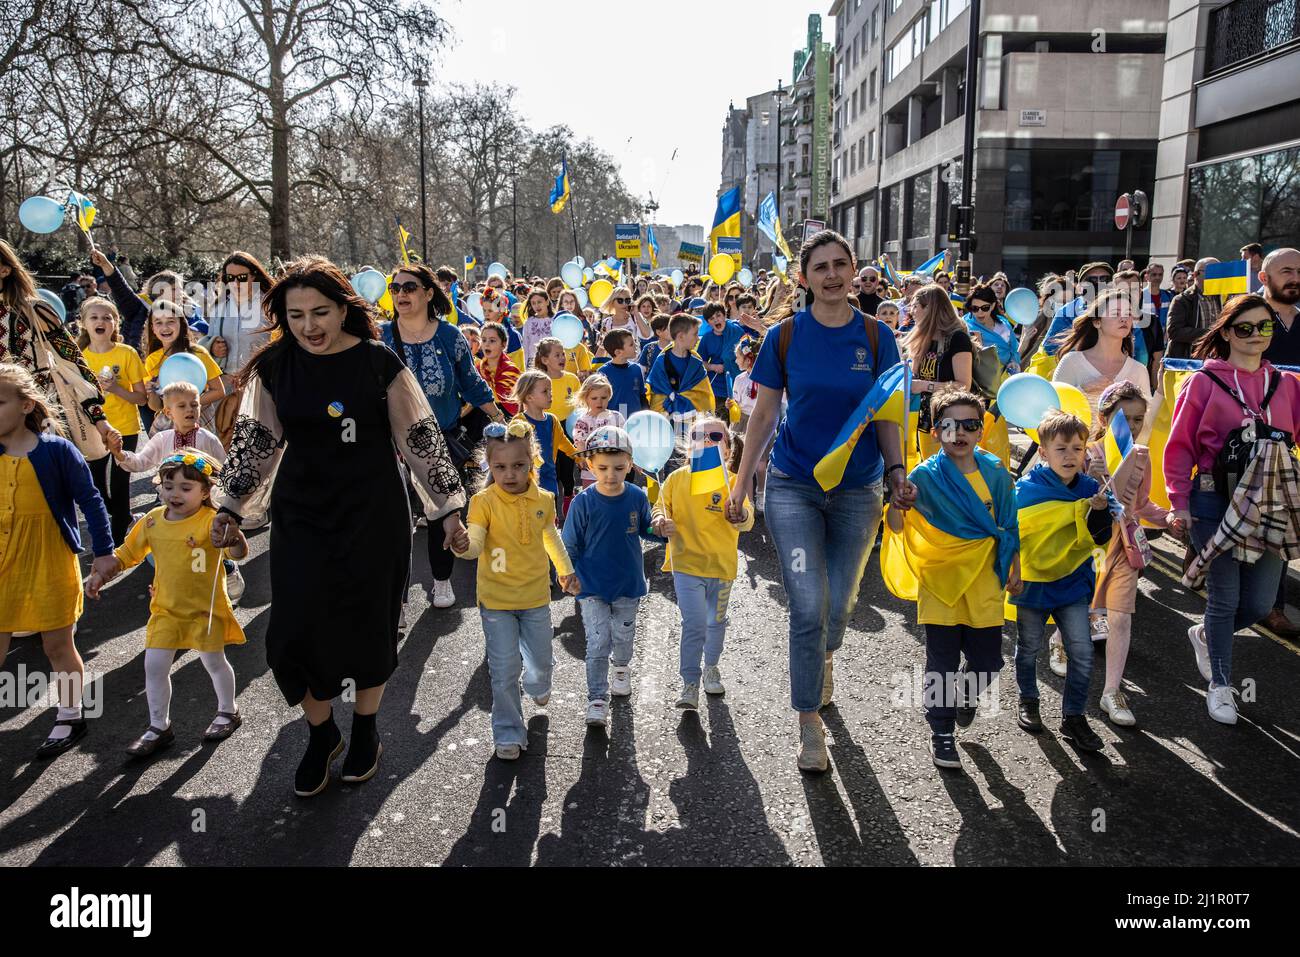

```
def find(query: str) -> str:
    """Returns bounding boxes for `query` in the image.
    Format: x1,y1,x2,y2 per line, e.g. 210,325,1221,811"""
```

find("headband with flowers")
160,452,216,477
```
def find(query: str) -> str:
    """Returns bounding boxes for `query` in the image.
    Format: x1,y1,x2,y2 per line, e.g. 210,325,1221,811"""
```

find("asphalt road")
2,474,1299,867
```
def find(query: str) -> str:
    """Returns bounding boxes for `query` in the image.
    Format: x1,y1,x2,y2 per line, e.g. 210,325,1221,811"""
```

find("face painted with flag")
690,442,727,495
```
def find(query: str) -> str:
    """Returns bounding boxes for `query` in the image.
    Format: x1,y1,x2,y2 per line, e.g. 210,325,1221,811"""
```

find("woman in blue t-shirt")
727,230,916,774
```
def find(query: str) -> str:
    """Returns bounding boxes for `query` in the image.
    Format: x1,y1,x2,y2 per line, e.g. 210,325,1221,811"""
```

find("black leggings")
407,469,464,585
89,433,139,546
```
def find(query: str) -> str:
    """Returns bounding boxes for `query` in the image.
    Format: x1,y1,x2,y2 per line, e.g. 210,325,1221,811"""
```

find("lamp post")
775,79,784,215
413,72,430,262
955,0,981,295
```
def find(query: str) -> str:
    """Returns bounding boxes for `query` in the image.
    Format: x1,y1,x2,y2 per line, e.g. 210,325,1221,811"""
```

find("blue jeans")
764,468,884,712
1189,486,1283,686
480,606,554,747
579,596,639,701
673,573,732,684
1015,602,1092,716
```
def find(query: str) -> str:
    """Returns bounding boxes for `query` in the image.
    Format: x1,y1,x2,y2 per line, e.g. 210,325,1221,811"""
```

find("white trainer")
585,698,609,727
1090,614,1109,644
797,719,829,772
1187,624,1212,682
1207,683,1238,724
495,743,521,760
676,683,699,711
1100,688,1137,727
754,490,765,514
703,665,725,695
609,666,632,697
225,564,245,605
431,579,456,609
1048,633,1068,678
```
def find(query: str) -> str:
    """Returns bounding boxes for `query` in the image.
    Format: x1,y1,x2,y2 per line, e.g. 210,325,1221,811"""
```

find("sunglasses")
223,272,252,283
692,430,726,443
970,303,994,313
938,417,983,434
1230,319,1274,339
388,280,425,295
613,297,631,304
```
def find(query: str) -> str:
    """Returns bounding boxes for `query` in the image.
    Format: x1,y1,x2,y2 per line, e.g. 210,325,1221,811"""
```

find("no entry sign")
1115,193,1131,231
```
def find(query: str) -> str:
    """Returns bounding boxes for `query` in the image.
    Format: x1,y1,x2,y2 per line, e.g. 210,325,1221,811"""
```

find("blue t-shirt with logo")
750,308,901,488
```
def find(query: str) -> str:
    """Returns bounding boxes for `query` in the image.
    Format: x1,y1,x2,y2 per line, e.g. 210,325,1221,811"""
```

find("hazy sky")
435,0,816,228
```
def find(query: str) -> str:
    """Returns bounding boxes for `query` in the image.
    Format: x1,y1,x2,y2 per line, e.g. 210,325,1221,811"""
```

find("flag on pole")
914,251,946,276
1202,259,1251,297
689,443,728,495
709,187,741,256
756,191,794,262
549,155,571,214
397,219,412,264
464,253,476,278
813,361,909,491
647,225,660,269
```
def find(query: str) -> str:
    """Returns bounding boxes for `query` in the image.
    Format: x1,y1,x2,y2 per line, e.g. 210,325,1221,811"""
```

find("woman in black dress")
211,257,466,798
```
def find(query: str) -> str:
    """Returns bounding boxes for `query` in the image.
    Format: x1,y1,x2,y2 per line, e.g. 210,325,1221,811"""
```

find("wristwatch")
886,463,906,478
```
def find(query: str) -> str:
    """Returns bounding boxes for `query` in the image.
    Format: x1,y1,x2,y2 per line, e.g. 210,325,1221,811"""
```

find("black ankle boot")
341,711,382,783
294,712,343,798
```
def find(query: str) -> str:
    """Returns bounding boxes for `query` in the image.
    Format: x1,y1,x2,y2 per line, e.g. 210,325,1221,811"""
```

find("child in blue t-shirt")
561,426,667,730
698,303,745,415
599,328,647,422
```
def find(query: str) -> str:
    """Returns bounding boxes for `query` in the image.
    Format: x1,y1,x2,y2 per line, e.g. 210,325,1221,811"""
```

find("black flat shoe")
341,712,381,783
294,714,344,798
126,725,174,759
1018,697,1043,732
36,716,88,760
1060,714,1105,752
202,710,242,742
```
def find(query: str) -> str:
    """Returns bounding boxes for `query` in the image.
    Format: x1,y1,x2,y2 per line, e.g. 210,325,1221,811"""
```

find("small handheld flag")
549,156,571,214
1202,260,1251,297
757,191,794,262
690,443,728,496
464,253,476,277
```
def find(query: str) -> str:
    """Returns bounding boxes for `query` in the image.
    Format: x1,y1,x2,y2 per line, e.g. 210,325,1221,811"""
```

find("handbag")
26,301,108,459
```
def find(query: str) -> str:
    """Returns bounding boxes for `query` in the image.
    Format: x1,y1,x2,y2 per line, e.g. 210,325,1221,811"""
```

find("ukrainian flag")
1144,362,1196,515
1202,260,1250,297
876,255,903,291
690,443,727,495
1103,406,1134,475
709,187,741,255
647,225,660,269
914,251,946,276
549,156,571,214
464,253,476,276
813,360,908,491
757,191,794,261
67,191,96,231
1015,467,1100,584
397,220,412,264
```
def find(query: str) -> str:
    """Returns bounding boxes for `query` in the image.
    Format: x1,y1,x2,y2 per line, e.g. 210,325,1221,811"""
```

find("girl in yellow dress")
0,363,117,759
87,449,248,758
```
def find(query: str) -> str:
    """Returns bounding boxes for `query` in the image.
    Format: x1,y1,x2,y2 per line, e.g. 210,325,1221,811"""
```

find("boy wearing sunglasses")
883,390,1021,770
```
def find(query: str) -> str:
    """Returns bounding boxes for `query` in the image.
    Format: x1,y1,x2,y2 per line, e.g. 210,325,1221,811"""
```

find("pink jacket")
1165,358,1300,511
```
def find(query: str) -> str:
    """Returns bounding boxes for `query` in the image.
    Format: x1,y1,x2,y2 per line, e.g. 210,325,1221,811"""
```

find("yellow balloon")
1026,380,1092,443
708,253,736,285
377,273,394,316
589,279,614,309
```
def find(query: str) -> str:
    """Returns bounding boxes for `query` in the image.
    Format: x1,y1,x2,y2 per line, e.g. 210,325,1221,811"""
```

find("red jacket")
478,354,521,415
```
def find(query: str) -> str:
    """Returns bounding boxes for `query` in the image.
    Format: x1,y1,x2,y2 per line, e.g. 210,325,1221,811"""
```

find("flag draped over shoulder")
881,449,1019,604
1014,464,1099,583
549,156,571,214
709,187,741,255
813,361,907,491
648,351,712,417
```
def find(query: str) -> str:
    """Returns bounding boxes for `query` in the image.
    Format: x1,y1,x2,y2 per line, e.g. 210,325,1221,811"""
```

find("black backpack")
1199,369,1292,494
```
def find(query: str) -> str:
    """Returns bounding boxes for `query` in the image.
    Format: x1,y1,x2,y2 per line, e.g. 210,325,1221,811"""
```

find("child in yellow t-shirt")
77,297,146,545
535,337,582,511
450,420,579,760
885,390,1021,771
651,415,753,710
87,450,248,759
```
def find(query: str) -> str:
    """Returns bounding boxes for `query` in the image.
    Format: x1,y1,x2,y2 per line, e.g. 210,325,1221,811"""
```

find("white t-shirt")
1052,351,1151,419
732,370,758,416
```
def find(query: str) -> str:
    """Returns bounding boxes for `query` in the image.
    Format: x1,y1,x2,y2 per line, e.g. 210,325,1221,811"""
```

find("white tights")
143,648,237,739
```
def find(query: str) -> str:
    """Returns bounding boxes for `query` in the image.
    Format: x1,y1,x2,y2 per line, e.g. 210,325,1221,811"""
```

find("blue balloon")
625,410,675,474
1004,287,1040,326
565,410,579,436
19,196,65,234
487,262,509,281
574,256,586,269
36,288,66,323
997,372,1060,429
560,261,583,289
351,269,386,304
738,268,754,287
572,287,589,309
158,352,210,392
551,312,584,350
